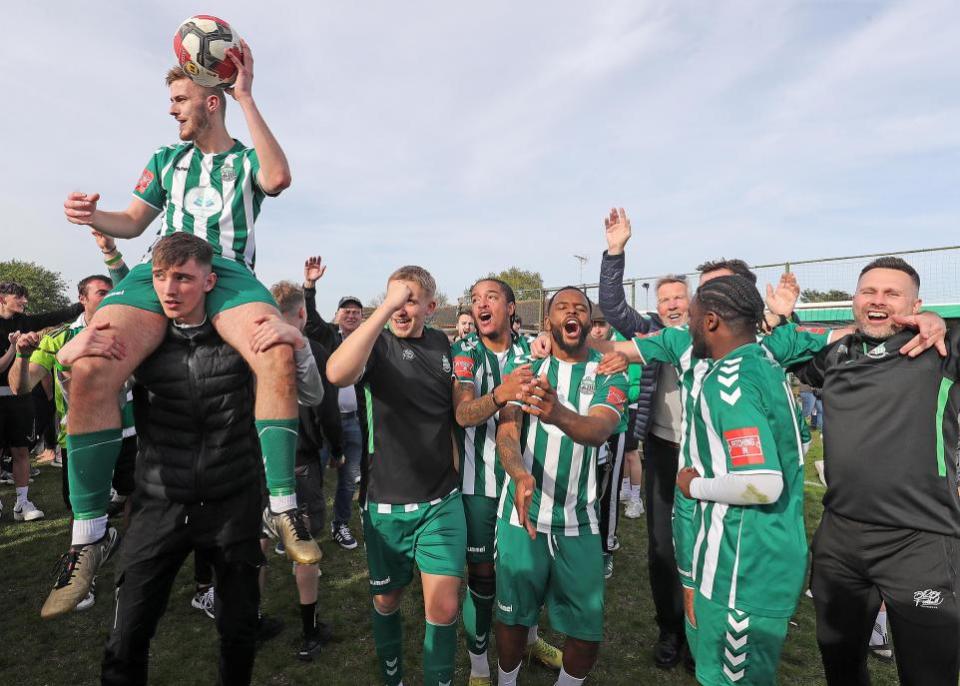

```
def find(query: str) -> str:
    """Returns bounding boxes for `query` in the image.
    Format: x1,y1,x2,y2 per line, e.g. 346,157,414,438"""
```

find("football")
173,15,241,88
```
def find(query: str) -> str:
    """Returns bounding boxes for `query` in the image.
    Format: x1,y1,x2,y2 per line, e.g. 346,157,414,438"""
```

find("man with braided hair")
670,275,810,685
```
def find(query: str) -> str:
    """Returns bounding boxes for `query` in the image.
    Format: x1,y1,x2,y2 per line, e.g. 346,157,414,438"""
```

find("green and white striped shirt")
634,324,830,586
451,332,531,498
133,140,265,270
688,343,807,617
498,350,629,536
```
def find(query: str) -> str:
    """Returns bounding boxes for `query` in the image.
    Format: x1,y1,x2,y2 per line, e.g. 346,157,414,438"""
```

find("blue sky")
2,1,958,315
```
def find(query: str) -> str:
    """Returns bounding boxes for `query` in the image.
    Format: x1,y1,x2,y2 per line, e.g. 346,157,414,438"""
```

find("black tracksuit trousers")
101,487,263,686
599,432,627,554
644,434,684,637
811,509,960,686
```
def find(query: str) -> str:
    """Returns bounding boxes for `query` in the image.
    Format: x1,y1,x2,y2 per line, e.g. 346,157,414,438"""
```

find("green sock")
424,619,457,685
372,605,403,686
66,429,123,519
255,418,299,497
463,587,494,656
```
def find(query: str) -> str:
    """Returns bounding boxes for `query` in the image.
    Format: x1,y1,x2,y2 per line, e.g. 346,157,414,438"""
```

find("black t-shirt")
0,304,82,389
361,327,457,504
793,327,960,537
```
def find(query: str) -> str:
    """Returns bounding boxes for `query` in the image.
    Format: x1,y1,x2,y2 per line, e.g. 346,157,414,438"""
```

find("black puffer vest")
132,319,260,503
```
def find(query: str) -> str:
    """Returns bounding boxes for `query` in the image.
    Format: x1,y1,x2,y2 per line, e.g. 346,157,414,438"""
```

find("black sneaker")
297,623,333,662
257,614,284,644
331,522,358,550
653,631,682,669
298,635,323,661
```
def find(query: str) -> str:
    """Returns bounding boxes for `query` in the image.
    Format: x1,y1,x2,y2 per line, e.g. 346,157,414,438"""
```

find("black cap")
338,296,363,309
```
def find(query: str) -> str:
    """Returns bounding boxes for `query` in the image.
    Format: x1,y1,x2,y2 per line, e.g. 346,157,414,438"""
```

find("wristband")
104,252,123,266
16,352,33,358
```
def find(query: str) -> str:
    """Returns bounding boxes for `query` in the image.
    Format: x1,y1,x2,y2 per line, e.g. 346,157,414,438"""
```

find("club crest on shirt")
866,343,887,359
580,376,596,396
184,186,223,218
441,355,452,374
401,349,415,361
221,164,237,183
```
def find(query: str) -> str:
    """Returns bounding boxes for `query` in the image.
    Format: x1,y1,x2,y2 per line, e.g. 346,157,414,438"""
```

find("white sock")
555,667,585,686
269,493,297,513
72,515,108,545
527,623,539,646
469,649,490,677
16,486,28,506
629,485,641,503
497,663,521,686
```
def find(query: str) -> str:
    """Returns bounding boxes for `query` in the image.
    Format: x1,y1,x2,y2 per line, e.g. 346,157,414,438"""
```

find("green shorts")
463,494,498,564
693,592,789,686
494,520,604,642
362,490,466,595
99,255,275,316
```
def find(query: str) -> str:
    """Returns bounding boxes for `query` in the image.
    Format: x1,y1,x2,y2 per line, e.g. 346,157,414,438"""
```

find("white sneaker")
14,500,44,521
619,483,631,503
191,586,216,619
76,583,96,612
624,500,644,519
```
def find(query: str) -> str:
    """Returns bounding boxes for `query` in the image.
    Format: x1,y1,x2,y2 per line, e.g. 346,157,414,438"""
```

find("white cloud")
1,0,958,314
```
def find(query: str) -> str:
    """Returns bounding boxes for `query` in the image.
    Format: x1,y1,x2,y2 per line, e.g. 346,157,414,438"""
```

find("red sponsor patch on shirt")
797,326,827,335
605,386,627,412
453,355,475,379
135,168,155,194
724,427,765,467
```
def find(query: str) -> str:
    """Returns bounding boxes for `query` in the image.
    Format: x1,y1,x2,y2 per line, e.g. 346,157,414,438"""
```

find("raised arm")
92,230,130,283
327,281,409,386
14,302,83,333
226,40,291,195
64,192,158,239
599,207,661,337
302,256,337,349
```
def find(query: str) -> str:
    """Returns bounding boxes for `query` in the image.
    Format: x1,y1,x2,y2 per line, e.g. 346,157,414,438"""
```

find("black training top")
361,326,458,504
0,304,82,389
792,327,960,537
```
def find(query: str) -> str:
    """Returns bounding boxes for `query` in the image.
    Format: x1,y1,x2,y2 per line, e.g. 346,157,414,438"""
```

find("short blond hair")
270,280,305,314
165,66,226,118
388,265,436,299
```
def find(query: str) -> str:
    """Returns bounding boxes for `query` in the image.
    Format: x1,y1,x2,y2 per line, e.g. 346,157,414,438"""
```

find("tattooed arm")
497,403,537,539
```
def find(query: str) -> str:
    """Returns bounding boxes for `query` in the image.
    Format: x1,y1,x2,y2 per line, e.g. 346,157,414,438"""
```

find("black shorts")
624,408,640,452
0,394,34,449
295,463,326,539
61,435,138,509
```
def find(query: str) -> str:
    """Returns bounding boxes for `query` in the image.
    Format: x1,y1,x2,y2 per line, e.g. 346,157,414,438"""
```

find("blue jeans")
799,392,823,430
328,414,363,525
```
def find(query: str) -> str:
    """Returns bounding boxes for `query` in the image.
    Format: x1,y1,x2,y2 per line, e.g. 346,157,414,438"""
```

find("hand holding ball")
174,15,241,88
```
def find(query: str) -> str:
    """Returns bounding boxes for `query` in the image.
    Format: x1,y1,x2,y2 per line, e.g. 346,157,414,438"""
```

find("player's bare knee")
425,593,460,625
71,356,122,401
373,591,402,615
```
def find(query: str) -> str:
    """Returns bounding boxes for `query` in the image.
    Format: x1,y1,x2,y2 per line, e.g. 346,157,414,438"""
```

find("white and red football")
173,15,241,88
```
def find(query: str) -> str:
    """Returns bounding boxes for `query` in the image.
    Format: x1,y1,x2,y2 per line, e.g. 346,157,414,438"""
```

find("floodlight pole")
573,254,588,286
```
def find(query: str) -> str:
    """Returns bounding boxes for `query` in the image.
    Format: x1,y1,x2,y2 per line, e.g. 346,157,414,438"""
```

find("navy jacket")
598,250,667,442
